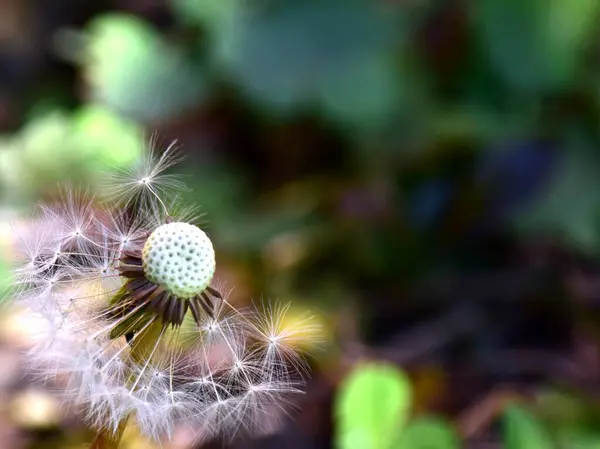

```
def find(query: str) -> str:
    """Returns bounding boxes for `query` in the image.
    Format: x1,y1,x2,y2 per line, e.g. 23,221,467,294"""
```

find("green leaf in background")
555,430,600,449
319,52,402,129
503,405,554,449
194,0,403,128
335,362,412,449
534,389,588,430
473,0,600,93
15,110,73,179
80,13,208,122
71,105,143,168
534,390,600,449
513,140,600,254
394,416,461,449
171,0,239,35
0,110,75,204
0,106,143,205
545,0,600,79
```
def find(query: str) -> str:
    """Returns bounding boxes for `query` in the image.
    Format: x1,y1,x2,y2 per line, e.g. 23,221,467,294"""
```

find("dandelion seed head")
9,139,314,444
142,222,215,299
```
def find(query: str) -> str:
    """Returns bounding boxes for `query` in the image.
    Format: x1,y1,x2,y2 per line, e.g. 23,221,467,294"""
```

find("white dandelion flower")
10,141,312,446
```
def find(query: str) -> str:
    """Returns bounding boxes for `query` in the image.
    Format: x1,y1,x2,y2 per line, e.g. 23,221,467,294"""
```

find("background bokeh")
2,0,600,448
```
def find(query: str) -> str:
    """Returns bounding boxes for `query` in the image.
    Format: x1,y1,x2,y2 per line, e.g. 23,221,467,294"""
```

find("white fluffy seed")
142,222,215,299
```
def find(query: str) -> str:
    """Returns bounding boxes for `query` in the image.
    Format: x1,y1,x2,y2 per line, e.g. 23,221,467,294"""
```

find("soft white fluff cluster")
10,142,311,442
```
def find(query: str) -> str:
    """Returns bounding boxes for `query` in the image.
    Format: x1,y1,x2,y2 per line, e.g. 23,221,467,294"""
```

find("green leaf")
503,405,554,449
555,430,600,449
18,110,73,176
394,417,460,449
71,105,143,168
171,0,239,32
473,0,600,92
513,140,600,254
207,0,403,127
319,52,402,128
0,106,142,204
335,362,412,449
82,13,208,122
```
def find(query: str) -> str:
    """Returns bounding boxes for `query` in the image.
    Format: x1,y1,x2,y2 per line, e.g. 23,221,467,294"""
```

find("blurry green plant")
171,0,238,35
335,362,465,449
62,13,208,122
554,430,600,449
334,362,412,449
173,0,406,129
502,405,554,449
534,390,600,449
395,416,461,449
473,0,600,93
0,105,142,205
334,362,579,449
513,141,600,254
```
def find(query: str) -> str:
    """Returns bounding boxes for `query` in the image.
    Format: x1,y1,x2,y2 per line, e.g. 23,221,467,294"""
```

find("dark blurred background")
2,0,600,448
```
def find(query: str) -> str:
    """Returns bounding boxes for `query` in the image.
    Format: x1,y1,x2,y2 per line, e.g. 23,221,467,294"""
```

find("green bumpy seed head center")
142,222,216,299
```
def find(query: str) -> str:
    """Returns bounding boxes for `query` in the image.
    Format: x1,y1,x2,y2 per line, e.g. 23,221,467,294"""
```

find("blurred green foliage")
82,14,208,121
0,105,141,205
395,417,460,449
502,405,553,449
514,140,600,252
474,0,600,93
198,0,405,127
335,362,411,449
